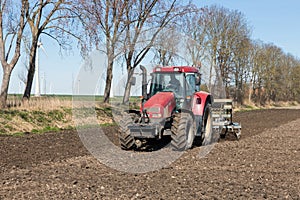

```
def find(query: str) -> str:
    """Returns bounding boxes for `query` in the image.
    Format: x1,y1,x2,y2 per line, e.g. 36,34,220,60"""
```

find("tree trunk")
248,79,253,103
208,60,214,91
23,42,37,101
0,65,13,108
122,68,134,104
103,61,113,103
22,65,35,100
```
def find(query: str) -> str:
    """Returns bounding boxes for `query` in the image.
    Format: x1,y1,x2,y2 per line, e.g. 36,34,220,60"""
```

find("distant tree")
205,6,250,98
291,60,300,101
248,41,299,105
261,44,282,103
0,0,27,108
249,41,266,104
22,0,79,101
181,8,207,67
152,26,181,66
231,34,252,105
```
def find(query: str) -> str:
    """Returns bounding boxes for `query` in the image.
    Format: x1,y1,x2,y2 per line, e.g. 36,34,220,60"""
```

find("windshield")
150,73,184,98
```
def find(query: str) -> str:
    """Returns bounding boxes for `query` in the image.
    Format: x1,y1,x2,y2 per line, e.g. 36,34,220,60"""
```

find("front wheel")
171,112,196,151
118,113,135,150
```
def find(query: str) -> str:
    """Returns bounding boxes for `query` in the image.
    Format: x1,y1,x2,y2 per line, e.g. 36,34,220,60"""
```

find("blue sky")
5,0,300,95
198,0,300,57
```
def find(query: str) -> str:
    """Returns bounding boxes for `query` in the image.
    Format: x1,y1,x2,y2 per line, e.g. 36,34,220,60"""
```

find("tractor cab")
148,66,201,110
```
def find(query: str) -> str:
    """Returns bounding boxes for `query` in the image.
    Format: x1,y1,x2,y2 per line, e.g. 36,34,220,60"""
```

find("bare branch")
43,25,81,41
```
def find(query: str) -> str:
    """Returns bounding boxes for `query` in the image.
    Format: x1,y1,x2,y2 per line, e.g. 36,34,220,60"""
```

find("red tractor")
119,65,215,151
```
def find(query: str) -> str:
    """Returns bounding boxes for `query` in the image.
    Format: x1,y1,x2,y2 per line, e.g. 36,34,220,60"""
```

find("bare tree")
0,0,27,108
75,0,191,103
181,8,207,67
152,26,181,66
189,5,250,100
249,40,266,104
231,36,251,104
74,0,129,103
122,0,191,103
22,0,78,101
260,44,282,103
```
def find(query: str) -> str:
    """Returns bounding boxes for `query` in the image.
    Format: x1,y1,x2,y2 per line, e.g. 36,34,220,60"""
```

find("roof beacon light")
155,67,161,72
173,67,180,72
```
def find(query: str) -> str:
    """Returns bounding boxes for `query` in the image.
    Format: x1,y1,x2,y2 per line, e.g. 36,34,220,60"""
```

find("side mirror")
195,73,201,86
131,76,136,86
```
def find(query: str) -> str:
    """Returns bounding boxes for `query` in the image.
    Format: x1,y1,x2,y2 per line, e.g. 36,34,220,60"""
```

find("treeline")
179,5,300,105
0,1,299,108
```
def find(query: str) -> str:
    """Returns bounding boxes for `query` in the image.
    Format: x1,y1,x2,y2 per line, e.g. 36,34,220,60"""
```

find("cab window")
185,73,196,96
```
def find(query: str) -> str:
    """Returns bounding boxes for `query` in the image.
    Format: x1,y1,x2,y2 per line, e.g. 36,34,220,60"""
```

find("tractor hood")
143,92,176,118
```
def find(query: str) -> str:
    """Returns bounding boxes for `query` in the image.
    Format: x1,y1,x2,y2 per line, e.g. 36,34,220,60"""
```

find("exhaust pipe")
140,65,149,123
140,65,147,100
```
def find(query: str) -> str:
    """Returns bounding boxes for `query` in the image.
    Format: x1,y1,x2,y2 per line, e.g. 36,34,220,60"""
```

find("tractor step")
128,124,159,138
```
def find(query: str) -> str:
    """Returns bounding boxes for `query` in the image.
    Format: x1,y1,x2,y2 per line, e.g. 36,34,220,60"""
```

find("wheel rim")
186,116,195,148
203,110,212,143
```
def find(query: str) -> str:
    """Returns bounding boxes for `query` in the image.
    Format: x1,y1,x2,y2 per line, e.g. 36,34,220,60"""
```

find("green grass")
11,132,25,137
2,95,141,136
0,108,72,135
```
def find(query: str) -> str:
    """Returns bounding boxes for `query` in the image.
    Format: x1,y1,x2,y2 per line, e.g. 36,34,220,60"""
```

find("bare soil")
0,109,299,199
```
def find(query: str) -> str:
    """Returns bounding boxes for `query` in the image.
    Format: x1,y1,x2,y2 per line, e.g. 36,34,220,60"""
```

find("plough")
212,99,241,140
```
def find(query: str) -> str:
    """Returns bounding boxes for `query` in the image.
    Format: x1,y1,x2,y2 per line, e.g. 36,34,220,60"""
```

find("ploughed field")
0,109,299,199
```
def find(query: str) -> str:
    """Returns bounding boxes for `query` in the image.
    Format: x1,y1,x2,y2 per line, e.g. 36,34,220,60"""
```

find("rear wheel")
202,104,214,145
171,112,196,151
119,113,135,150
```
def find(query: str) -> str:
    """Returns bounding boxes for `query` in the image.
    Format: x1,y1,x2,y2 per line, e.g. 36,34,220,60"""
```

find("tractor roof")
153,66,199,73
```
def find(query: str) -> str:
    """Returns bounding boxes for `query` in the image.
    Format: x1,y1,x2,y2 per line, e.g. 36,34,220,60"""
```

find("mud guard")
192,91,213,136
192,91,213,116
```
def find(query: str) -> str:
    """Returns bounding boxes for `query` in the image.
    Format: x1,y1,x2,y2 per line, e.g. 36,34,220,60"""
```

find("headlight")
151,113,162,118
146,106,163,118
147,107,160,113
